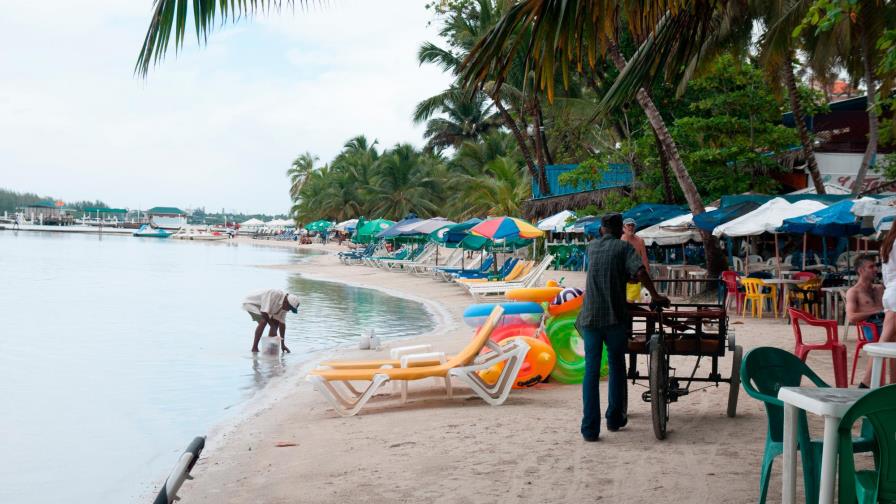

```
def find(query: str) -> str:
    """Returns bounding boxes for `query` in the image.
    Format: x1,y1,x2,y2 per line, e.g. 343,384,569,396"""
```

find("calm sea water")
0,231,434,503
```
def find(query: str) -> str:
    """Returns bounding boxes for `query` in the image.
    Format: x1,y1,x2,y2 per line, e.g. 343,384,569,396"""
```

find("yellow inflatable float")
505,286,563,303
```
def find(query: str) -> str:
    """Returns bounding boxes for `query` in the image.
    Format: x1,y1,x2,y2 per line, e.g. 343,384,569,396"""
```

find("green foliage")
0,189,109,214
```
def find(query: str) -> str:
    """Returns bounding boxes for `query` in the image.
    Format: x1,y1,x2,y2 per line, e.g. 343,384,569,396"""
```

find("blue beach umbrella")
777,200,873,237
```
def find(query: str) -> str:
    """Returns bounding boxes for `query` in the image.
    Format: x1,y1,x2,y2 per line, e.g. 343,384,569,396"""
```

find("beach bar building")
19,201,73,225
147,207,188,230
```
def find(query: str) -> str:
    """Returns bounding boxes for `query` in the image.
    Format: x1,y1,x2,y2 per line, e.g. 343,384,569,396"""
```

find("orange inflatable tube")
505,287,563,303
478,336,557,388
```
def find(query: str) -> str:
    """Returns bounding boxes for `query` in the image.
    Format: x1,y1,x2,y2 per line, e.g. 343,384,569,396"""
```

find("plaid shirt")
576,234,644,329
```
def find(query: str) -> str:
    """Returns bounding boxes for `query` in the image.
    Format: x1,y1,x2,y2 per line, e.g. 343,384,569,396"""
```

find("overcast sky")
0,1,452,215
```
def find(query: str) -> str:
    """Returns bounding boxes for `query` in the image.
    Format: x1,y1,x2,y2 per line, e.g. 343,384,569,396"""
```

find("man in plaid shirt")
577,213,668,441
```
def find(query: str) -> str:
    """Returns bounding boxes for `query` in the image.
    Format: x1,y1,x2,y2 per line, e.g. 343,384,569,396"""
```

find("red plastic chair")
721,271,744,313
851,321,887,385
788,307,848,388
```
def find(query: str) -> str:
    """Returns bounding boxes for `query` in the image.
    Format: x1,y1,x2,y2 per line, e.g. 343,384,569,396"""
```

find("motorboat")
133,224,171,238
170,227,229,241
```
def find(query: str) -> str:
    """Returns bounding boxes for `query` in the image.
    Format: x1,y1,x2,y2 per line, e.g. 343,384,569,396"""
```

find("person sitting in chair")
848,254,885,388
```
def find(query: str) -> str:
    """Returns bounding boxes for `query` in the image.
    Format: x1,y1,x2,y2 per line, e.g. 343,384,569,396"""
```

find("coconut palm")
412,87,502,151
456,156,531,218
287,152,317,199
366,144,444,219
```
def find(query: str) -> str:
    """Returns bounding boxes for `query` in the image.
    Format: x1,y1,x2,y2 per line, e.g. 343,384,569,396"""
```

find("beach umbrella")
470,217,544,241
712,198,827,238
377,216,423,238
354,218,394,243
637,207,717,246
537,210,576,232
241,218,264,226
430,218,482,247
778,199,874,237
304,220,334,232
568,216,597,234
404,217,455,235
335,218,359,231
693,201,762,233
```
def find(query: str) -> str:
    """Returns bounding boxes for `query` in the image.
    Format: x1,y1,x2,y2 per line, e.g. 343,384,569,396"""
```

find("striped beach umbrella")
470,217,544,241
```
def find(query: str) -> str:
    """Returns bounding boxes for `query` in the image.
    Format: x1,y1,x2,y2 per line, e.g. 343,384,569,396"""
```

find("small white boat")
133,224,172,238
171,227,229,241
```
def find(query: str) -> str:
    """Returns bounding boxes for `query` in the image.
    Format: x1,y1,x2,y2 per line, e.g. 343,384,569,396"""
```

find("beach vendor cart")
627,299,743,440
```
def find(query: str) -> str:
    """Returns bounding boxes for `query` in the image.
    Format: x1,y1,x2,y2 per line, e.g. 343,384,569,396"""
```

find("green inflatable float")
544,313,608,383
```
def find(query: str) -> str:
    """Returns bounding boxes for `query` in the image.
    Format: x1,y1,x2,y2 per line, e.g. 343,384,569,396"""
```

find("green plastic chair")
741,347,824,503
837,384,896,503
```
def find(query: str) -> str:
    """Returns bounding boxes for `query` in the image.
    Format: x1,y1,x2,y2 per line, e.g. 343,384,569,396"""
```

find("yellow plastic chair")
788,277,823,317
741,278,778,318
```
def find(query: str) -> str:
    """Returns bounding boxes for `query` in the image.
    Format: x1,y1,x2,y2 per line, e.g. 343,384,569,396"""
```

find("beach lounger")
410,247,463,276
378,243,437,271
466,255,553,300
436,255,494,281
307,306,528,416
456,260,531,284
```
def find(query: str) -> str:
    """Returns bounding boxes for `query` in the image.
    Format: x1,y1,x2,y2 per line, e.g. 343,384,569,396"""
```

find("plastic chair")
721,271,745,313
788,308,848,388
740,347,825,503
852,321,887,385
837,384,896,503
789,277,823,317
731,256,745,274
742,278,778,318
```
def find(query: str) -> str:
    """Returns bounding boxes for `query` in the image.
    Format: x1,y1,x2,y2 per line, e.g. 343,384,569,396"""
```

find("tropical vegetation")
133,0,894,272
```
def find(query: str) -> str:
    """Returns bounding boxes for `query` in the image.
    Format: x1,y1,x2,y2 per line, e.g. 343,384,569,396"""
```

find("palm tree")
456,156,530,218
287,152,317,199
412,87,502,151
366,144,444,219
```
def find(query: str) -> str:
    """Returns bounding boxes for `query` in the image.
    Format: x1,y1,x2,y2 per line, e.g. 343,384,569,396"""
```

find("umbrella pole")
775,233,782,279
745,236,750,275
802,233,808,271
682,244,687,265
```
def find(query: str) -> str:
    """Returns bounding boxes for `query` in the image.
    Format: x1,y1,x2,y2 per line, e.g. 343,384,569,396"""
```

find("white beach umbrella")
852,197,896,230
241,218,264,226
537,210,576,232
336,219,359,231
638,207,717,246
712,198,827,238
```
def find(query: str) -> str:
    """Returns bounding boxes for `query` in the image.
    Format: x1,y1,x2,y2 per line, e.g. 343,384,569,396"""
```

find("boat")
133,224,172,238
170,227,229,241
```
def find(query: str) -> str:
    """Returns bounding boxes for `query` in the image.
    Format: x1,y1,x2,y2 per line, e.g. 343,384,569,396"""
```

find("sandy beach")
172,237,849,503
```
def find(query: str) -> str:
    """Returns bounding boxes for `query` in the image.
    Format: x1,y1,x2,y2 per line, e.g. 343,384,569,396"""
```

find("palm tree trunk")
494,97,548,194
607,43,726,276
852,17,879,195
653,132,675,203
534,101,554,165
783,51,826,194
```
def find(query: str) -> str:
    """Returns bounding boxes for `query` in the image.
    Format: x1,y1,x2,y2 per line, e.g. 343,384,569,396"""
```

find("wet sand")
172,237,853,503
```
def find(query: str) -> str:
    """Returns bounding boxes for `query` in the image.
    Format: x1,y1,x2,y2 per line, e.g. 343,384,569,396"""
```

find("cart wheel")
726,345,743,418
649,335,668,440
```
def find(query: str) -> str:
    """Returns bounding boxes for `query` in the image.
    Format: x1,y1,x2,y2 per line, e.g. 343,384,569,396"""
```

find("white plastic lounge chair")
306,306,528,416
410,247,463,276
465,255,554,300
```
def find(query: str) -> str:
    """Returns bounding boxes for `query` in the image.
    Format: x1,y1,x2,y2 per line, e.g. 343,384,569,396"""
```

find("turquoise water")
0,232,434,503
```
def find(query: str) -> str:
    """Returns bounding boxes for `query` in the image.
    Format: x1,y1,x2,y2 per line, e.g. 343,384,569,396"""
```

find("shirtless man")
847,255,887,387
621,218,649,302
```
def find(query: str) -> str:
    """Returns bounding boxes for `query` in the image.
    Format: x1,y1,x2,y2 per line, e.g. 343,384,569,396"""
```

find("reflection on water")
0,232,433,503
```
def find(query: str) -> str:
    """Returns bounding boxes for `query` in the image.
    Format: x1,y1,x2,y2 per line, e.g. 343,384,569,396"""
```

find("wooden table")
863,342,896,388
779,386,869,504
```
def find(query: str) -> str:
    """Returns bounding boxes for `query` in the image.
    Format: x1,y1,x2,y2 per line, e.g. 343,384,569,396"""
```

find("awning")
638,208,717,246
537,210,576,232
712,198,827,237
778,199,874,236
693,201,762,233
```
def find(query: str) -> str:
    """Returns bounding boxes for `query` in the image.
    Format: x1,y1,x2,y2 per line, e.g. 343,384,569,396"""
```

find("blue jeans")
580,323,628,438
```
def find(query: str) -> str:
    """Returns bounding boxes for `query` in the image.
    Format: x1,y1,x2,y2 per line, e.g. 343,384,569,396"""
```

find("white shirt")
242,289,289,323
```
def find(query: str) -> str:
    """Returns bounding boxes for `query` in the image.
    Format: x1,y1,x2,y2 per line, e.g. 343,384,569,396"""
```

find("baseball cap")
601,213,624,228
623,218,636,226
286,293,301,313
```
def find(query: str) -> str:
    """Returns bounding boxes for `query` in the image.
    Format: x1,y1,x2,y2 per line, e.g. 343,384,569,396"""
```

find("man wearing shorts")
621,218,649,302
242,289,300,353
847,255,885,387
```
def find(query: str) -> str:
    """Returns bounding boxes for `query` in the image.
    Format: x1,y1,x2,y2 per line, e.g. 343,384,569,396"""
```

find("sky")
0,1,453,215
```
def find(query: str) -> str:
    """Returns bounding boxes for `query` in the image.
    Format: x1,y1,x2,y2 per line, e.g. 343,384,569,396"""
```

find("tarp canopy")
537,210,576,232
377,216,423,238
712,198,827,237
693,201,762,232
567,216,597,233
638,207,717,246
354,218,394,243
623,204,688,230
405,217,455,235
268,219,295,227
430,218,482,247
778,199,874,237
241,218,264,226
852,197,896,230
720,193,854,208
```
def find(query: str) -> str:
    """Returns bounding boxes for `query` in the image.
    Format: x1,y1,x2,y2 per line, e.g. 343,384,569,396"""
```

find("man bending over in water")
242,289,300,353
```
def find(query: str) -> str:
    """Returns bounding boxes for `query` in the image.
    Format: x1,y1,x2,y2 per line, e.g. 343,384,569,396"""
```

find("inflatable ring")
505,287,563,303
462,302,544,328
545,313,607,383
489,322,550,346
546,279,560,287
478,336,556,388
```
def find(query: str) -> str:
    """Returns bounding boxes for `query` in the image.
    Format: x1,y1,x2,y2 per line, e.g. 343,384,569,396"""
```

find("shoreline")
153,237,840,503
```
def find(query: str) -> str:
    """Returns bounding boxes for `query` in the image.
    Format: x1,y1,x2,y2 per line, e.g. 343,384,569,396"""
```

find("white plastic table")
863,342,896,388
779,386,869,504
762,278,802,322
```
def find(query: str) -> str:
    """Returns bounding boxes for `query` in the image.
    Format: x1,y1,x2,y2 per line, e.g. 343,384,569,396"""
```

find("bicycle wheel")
649,334,668,440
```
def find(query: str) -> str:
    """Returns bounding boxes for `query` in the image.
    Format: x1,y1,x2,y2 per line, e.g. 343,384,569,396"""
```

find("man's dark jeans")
580,323,628,438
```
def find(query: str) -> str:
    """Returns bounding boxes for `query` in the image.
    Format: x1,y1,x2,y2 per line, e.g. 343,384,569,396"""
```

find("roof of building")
26,201,58,208
146,207,186,215
82,207,128,214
